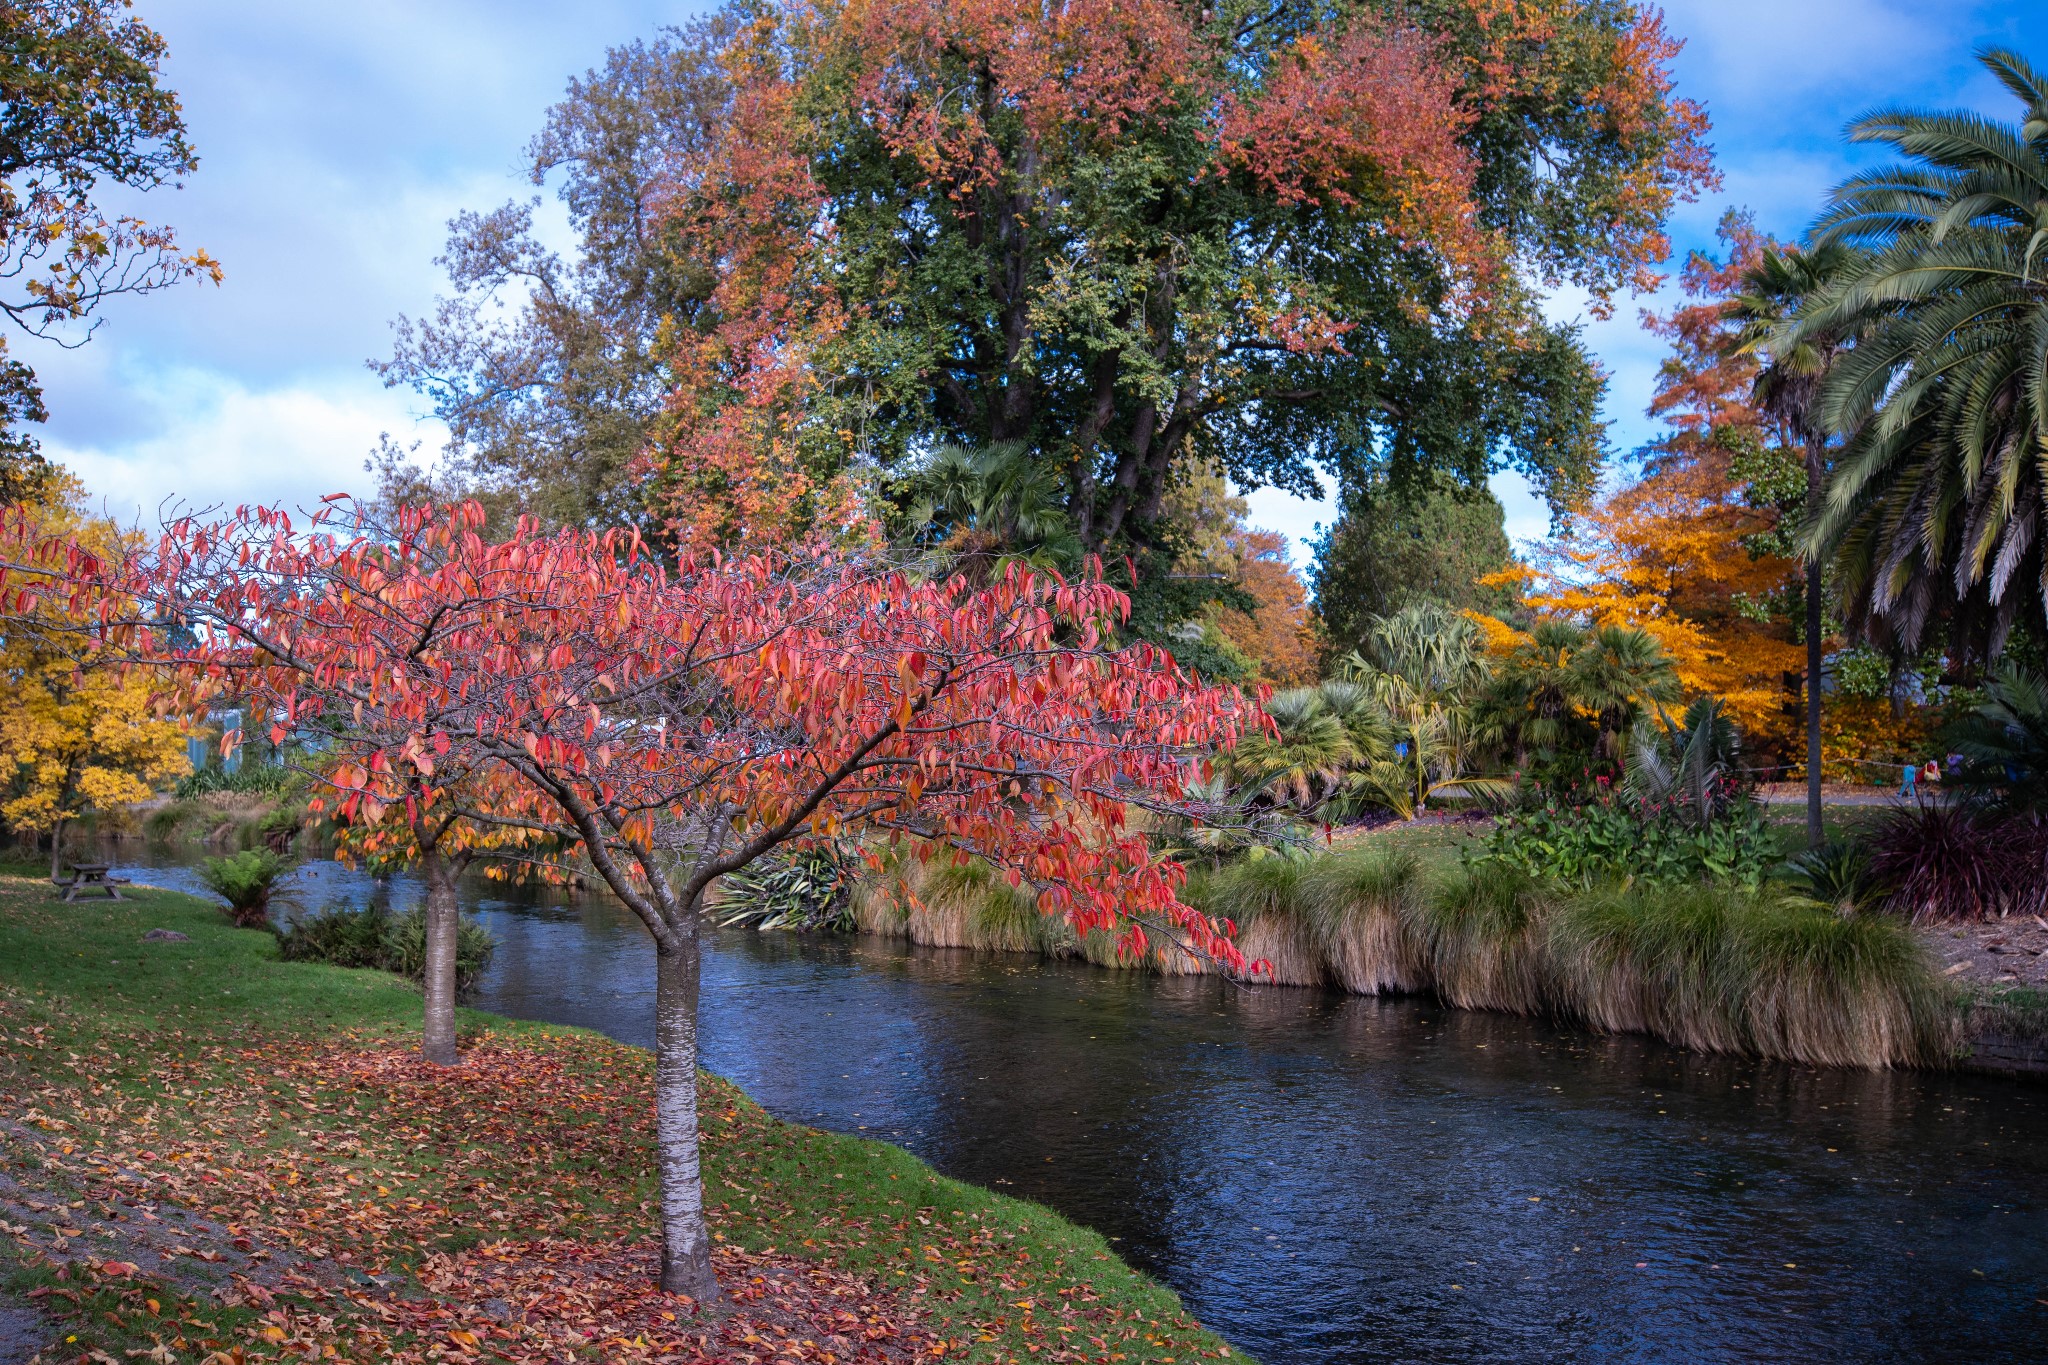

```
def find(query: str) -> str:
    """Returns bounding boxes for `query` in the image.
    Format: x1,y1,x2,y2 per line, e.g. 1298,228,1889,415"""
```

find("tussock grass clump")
1168,853,1947,1068
1300,849,1430,994
1192,856,1323,986
1545,885,1944,1067
1189,849,1431,990
1409,866,1554,1014
1731,900,1947,1068
843,840,1948,1069
852,852,1099,961
1547,884,1753,1053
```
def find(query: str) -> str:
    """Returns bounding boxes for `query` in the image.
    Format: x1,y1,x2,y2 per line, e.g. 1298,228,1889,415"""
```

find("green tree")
1311,473,1516,654
640,0,1712,555
0,0,218,499
1795,48,2048,662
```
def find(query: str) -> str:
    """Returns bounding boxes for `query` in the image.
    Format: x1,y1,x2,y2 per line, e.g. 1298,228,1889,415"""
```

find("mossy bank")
0,875,1243,1364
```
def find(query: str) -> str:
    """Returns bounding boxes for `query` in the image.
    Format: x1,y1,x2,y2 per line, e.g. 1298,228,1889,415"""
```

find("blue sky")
30,0,2048,554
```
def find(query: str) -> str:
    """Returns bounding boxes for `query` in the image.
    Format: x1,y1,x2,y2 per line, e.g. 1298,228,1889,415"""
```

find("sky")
28,0,2048,558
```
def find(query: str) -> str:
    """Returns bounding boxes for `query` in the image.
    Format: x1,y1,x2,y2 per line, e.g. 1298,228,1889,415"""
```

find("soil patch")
1917,916,2048,987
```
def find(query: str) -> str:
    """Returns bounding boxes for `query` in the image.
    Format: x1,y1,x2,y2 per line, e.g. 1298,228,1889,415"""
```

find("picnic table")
52,862,130,903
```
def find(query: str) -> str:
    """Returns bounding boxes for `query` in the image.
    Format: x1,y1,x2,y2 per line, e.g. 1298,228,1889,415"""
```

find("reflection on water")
112,848,2048,1364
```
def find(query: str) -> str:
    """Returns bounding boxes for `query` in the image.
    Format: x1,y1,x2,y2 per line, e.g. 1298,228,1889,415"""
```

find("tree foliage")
373,16,737,529
1501,213,1806,750
9,497,1257,1301
0,480,188,862
1795,48,2048,659
1312,472,1515,655
627,0,1710,553
0,1,219,496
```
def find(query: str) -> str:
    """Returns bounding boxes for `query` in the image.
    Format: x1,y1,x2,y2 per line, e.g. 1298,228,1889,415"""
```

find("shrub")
1948,664,2048,816
1866,805,2048,922
175,760,302,799
274,905,497,993
712,843,856,932
1474,783,1776,889
199,849,291,927
1785,839,1886,914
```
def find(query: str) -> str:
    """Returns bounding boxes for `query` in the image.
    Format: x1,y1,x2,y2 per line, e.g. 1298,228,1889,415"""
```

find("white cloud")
1658,0,1964,104
45,366,442,523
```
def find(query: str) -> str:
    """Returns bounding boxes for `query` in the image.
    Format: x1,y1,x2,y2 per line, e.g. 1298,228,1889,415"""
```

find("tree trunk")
655,914,722,1306
1805,441,1825,850
420,849,461,1067
48,817,64,882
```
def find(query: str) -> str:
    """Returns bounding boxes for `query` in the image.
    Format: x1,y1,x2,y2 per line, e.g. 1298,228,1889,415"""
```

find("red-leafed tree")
13,499,1256,1303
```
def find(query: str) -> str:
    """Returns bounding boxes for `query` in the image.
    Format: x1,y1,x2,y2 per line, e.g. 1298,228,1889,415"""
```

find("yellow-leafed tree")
1492,215,1808,756
2,477,189,874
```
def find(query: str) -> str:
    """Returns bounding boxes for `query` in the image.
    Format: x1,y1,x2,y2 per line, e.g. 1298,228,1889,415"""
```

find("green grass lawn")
0,875,1242,1363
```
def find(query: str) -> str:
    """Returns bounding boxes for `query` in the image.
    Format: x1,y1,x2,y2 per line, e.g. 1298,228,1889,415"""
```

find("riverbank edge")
853,848,2048,1078
0,875,1245,1364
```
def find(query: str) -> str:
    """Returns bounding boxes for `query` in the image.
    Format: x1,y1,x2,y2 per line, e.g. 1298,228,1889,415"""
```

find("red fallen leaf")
96,1260,141,1278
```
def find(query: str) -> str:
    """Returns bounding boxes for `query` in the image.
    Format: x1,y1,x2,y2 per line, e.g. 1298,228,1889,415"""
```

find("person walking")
1898,760,1918,801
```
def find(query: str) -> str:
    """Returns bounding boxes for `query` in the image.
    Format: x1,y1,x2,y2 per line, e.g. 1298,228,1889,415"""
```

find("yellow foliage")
1,481,189,840
1464,605,1531,660
1511,453,1805,748
1811,700,1936,784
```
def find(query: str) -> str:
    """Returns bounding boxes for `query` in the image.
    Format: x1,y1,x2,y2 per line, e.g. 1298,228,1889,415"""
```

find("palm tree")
1789,48,2048,663
1950,664,2048,817
1233,686,1361,813
1730,241,1862,848
1230,680,1395,816
1478,620,1676,769
1338,603,1503,817
904,442,1081,577
1489,619,1586,759
1569,624,1681,760
1626,695,1745,828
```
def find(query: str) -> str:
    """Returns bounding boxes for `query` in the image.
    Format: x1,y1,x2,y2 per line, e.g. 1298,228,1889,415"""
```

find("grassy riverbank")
859,840,1962,1070
1193,850,1951,1069
0,875,1239,1364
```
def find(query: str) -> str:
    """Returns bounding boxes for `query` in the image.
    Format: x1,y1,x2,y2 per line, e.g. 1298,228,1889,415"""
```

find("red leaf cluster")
5,498,1261,971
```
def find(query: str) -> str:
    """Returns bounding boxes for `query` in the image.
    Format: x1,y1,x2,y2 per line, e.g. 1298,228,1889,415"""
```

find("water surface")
113,848,2048,1364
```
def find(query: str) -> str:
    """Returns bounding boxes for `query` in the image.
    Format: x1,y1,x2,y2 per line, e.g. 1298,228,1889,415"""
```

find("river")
109,847,2048,1365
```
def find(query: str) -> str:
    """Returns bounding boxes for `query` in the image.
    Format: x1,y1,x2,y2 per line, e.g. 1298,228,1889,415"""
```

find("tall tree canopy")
0,0,218,501
393,2,1711,552
0,474,188,869
1498,215,1806,747
643,0,1712,552
374,15,736,529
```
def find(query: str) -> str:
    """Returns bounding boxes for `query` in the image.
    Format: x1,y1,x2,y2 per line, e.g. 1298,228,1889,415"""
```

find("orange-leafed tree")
1502,213,1806,751
1206,527,1323,687
21,500,1257,1305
